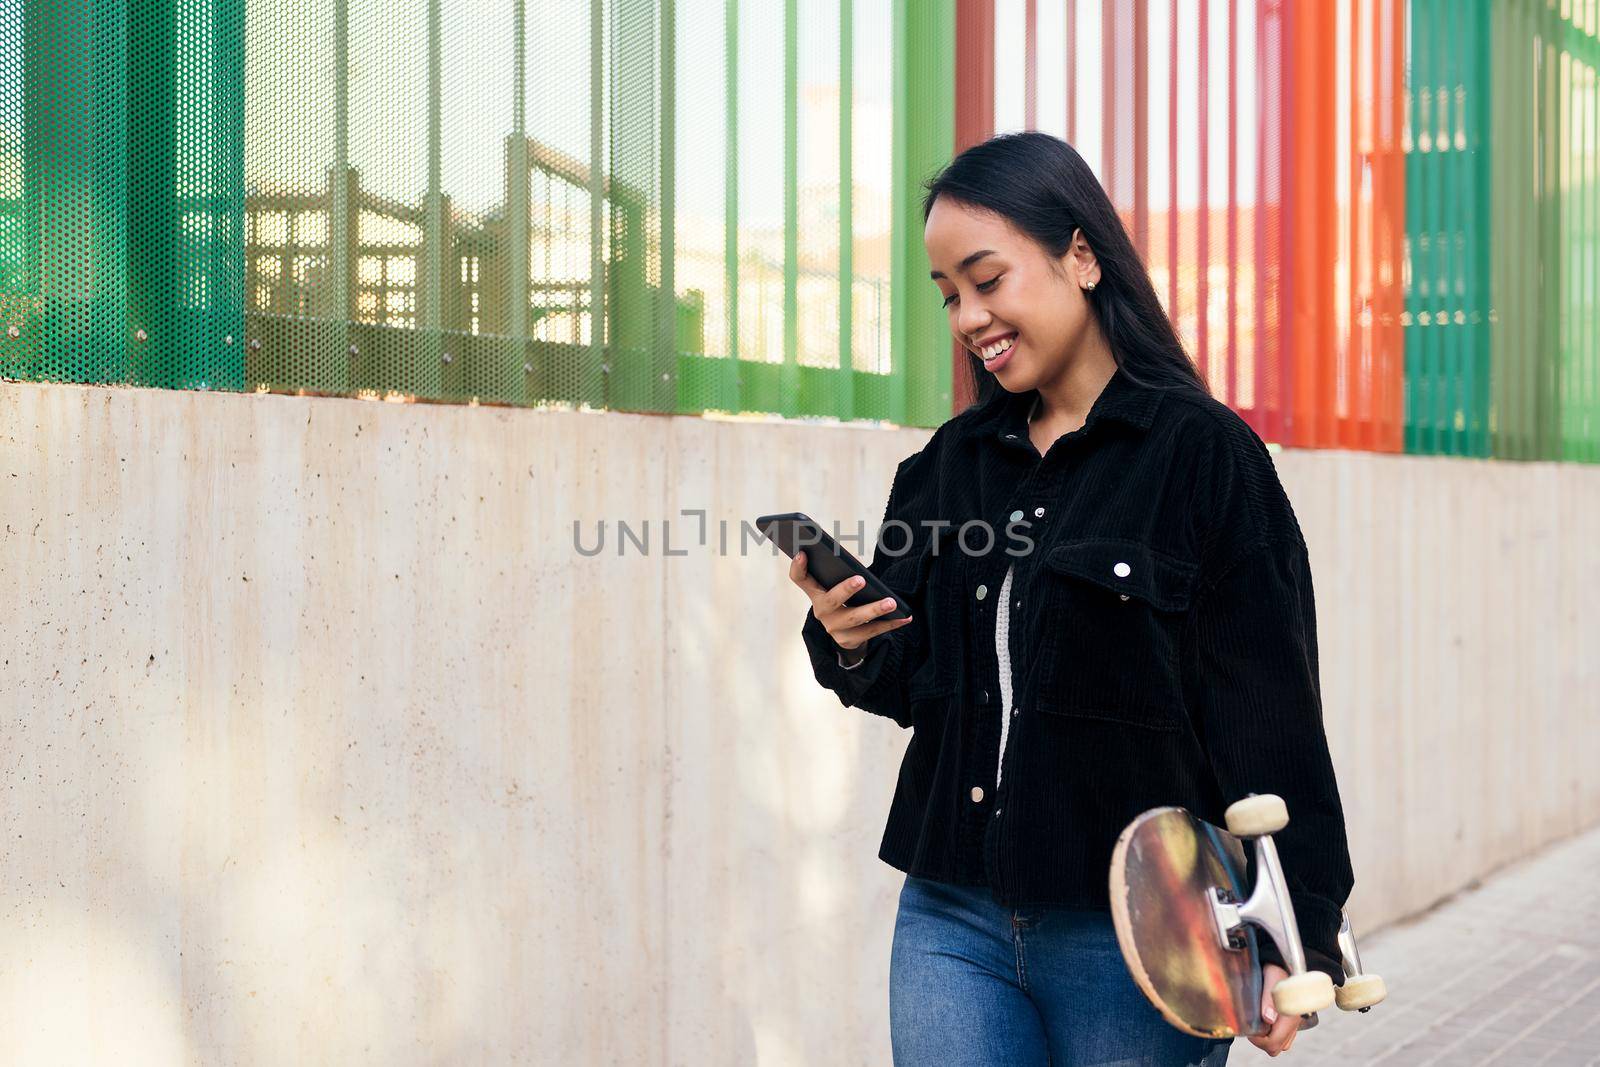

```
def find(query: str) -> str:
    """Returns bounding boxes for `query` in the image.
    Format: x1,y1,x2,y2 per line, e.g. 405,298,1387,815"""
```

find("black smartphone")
755,511,912,621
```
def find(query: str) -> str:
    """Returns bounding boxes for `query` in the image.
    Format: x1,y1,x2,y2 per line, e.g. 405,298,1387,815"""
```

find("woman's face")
923,195,1101,392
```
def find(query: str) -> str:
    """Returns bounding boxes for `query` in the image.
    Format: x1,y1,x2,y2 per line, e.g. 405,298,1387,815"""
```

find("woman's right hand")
789,550,915,652
1248,964,1303,1057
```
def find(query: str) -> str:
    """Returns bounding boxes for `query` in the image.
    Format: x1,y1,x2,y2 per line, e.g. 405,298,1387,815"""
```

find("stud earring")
1083,281,1097,291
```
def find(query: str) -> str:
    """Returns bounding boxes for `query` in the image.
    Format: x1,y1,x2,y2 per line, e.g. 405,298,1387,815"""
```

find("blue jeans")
890,875,1232,1067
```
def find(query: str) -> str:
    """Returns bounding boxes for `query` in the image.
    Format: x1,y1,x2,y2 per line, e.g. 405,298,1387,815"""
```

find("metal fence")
0,0,951,425
3,0,1596,452
974,0,1598,461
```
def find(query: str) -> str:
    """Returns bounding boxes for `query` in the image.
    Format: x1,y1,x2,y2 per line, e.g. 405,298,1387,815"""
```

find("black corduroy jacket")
800,366,1356,981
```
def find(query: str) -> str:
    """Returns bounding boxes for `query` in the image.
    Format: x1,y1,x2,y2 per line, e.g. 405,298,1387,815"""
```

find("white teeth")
982,336,1015,361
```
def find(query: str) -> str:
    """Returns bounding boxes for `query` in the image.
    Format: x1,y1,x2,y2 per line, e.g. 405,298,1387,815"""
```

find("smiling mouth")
977,333,1018,361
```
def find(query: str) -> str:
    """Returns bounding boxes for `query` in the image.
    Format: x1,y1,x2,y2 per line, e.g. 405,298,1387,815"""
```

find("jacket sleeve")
1188,533,1355,985
1183,414,1356,986
799,457,934,729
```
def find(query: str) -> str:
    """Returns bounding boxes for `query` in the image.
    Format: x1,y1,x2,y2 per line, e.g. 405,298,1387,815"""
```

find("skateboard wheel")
1271,971,1335,1017
1335,973,1387,1011
1224,794,1288,837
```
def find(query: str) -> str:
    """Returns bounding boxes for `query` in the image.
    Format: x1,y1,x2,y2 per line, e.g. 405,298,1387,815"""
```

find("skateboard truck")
1334,910,1388,1012
1206,794,1351,1023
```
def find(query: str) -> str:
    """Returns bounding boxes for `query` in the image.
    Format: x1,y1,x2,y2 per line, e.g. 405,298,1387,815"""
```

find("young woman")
789,131,1355,1065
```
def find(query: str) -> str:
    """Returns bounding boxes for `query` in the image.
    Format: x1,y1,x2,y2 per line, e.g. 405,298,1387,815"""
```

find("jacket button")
976,584,988,600
971,786,985,803
1113,561,1132,578
1120,594,1130,601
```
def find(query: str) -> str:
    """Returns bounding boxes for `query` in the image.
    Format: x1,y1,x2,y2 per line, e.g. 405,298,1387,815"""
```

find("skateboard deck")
1108,806,1266,1039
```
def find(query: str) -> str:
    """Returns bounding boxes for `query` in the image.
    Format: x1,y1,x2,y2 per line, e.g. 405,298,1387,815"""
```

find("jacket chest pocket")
879,525,962,700
1034,538,1196,730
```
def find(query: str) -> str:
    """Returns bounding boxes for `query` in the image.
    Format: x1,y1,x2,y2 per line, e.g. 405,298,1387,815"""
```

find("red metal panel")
1025,0,1039,130
1226,0,1239,406
1065,0,1077,144
1103,0,1125,209
955,0,996,153
1134,0,1149,256
953,0,996,412
1254,0,1289,443
1197,0,1210,384
1168,0,1180,319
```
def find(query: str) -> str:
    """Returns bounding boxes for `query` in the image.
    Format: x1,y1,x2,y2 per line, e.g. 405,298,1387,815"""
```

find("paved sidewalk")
1241,824,1600,1065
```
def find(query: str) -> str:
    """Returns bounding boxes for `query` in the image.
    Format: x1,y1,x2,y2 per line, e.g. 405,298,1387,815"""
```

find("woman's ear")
1067,227,1101,289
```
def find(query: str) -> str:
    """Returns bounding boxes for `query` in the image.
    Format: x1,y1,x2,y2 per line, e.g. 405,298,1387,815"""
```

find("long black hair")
922,131,1210,412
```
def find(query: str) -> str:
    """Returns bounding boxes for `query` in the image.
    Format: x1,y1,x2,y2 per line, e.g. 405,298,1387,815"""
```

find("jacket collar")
977,364,1164,448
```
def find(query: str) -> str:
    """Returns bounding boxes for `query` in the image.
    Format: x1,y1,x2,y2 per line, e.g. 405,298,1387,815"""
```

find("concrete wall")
1,380,1596,1064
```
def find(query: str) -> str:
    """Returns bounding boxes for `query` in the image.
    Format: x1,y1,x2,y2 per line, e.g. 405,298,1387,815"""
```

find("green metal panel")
781,0,799,417
11,0,127,383
836,0,855,421
1405,0,1491,457
128,0,245,390
1559,16,1599,462
1533,0,1562,460
5,0,243,388
588,0,607,407
1465,0,1492,458
893,0,954,428
607,0,662,412
724,0,738,372
1585,22,1600,463
1490,0,1538,457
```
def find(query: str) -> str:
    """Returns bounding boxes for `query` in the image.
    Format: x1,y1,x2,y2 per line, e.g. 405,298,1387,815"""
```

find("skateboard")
1107,794,1387,1040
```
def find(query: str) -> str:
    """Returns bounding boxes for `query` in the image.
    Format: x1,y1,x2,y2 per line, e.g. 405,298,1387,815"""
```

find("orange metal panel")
1285,0,1338,448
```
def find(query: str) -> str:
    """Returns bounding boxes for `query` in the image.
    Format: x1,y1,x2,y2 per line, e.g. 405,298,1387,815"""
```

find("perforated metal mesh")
2,0,244,389
2,0,947,425
240,0,635,405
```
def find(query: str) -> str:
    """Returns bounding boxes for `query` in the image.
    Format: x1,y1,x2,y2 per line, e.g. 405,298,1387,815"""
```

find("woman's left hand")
1247,964,1303,1057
